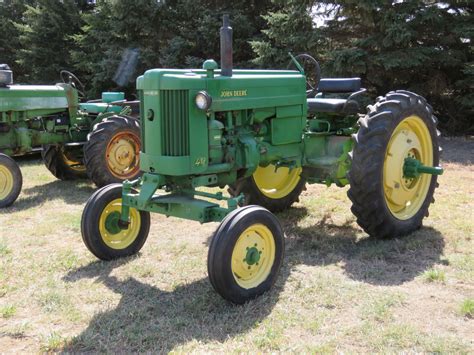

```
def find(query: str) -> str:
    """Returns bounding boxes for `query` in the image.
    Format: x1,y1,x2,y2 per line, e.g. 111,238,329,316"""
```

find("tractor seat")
307,98,360,115
317,78,361,93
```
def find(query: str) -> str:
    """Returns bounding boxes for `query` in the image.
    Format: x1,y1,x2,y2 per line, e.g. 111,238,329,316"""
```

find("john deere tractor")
81,16,443,304
0,65,141,207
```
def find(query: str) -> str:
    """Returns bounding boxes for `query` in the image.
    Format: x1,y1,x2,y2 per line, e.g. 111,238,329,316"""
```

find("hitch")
403,157,443,179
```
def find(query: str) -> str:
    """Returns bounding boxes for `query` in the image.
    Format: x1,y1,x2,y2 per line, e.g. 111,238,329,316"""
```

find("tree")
317,0,473,133
73,0,276,96
0,0,35,81
15,0,83,84
160,0,276,68
251,0,325,69
72,0,167,97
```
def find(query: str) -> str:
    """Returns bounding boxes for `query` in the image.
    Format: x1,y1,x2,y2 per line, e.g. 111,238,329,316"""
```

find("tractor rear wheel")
42,145,87,180
84,115,141,187
228,165,306,212
208,205,284,304
0,153,22,208
81,183,150,260
347,90,441,239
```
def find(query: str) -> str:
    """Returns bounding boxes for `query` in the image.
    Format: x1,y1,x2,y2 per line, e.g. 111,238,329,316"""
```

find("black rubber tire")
84,115,141,187
81,183,150,260
0,153,22,208
228,172,306,213
41,145,87,180
208,205,284,304
347,90,441,239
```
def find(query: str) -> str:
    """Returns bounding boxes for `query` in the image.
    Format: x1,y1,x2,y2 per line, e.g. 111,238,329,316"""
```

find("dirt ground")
0,137,472,352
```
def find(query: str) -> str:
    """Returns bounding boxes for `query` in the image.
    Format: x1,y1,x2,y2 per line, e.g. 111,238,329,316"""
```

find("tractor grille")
160,90,190,156
138,90,145,152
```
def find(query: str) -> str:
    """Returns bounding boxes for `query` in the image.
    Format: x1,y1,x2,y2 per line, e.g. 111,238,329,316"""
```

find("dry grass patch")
0,137,473,352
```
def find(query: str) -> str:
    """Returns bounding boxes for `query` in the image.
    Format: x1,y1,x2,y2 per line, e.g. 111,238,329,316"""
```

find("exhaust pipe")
220,15,233,77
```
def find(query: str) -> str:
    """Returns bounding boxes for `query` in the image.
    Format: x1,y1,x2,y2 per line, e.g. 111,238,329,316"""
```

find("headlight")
195,91,212,110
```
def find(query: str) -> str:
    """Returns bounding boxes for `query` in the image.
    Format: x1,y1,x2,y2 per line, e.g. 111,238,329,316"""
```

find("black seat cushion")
307,98,360,114
317,78,361,93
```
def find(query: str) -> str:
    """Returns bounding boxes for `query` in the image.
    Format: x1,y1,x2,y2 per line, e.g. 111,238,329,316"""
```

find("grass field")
0,137,473,353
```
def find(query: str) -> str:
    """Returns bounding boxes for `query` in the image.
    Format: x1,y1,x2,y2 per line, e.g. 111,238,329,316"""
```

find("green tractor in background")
0,64,142,208
81,16,444,304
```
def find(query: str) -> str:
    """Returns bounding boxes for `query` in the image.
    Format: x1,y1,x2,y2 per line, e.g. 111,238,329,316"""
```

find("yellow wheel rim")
61,150,86,173
98,198,141,249
105,131,140,179
0,164,14,200
231,223,276,289
253,165,302,199
383,115,433,220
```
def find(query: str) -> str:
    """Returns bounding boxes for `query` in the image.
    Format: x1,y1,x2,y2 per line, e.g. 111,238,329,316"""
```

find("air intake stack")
220,15,233,77
0,64,13,87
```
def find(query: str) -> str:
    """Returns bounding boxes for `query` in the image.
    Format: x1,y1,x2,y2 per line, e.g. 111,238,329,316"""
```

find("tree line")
0,0,472,134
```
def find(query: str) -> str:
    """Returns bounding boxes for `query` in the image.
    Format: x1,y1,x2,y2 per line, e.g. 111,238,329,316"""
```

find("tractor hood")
0,84,75,112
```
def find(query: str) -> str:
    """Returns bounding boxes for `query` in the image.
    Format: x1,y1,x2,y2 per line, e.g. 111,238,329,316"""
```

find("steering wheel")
60,70,86,99
287,53,321,98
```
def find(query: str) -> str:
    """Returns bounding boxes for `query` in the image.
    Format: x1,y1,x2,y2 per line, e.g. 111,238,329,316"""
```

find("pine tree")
155,0,277,69
251,0,325,69
74,0,276,96
15,0,83,84
318,0,473,133
0,0,35,81
72,0,167,96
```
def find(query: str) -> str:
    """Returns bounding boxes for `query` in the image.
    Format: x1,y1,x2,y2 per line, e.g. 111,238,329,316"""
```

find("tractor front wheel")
81,183,150,260
0,153,22,208
42,145,87,180
208,205,284,304
347,90,441,238
228,165,306,212
84,115,141,187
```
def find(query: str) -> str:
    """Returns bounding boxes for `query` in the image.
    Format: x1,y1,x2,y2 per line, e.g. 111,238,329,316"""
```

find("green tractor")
81,16,443,304
0,65,142,207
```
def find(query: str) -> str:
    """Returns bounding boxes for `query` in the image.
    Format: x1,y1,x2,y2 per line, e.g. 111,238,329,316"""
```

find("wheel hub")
253,165,302,199
244,246,261,265
61,150,86,173
104,211,122,235
383,115,434,219
0,165,13,200
106,132,140,178
231,224,275,289
99,198,141,249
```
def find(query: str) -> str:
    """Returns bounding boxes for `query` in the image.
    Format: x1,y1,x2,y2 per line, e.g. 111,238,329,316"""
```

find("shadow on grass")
2,155,95,211
280,208,445,286
5,180,94,212
439,137,474,166
62,257,281,352
61,206,444,351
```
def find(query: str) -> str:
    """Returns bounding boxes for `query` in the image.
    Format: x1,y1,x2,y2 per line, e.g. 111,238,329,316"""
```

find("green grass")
422,268,446,283
40,332,67,352
0,304,16,318
0,138,472,352
0,238,11,256
460,298,474,318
